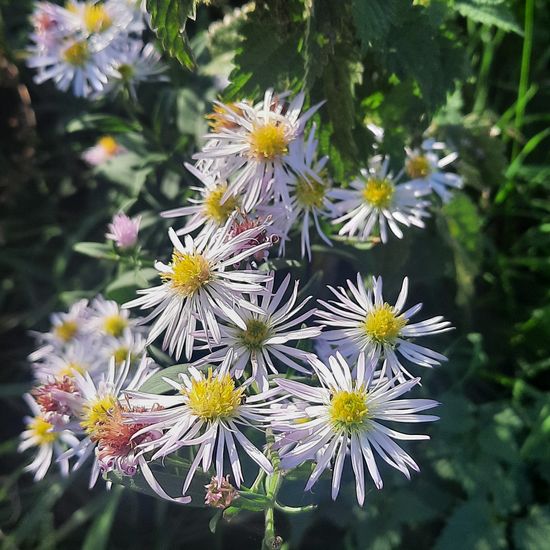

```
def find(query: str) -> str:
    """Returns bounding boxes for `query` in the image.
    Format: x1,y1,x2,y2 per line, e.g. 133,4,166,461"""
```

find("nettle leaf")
351,0,404,47
513,506,550,550
434,498,507,550
455,0,522,34
224,4,304,100
146,0,197,70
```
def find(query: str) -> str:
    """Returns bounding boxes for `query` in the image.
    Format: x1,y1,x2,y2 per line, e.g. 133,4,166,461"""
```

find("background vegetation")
1,0,549,548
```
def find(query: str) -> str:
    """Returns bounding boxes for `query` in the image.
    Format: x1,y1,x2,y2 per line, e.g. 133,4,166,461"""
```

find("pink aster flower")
106,213,141,249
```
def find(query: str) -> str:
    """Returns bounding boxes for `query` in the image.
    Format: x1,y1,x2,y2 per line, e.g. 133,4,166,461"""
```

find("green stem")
261,431,282,550
512,0,535,160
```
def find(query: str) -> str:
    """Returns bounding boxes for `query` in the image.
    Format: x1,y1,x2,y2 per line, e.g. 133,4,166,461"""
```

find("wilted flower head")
106,213,141,249
204,475,240,508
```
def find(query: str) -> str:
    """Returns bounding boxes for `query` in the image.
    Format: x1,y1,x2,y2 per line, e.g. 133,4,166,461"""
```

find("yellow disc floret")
295,177,326,209
249,122,289,160
203,185,239,224
63,41,89,66
29,416,58,444
185,370,244,421
55,320,78,342
406,155,432,179
103,314,128,337
330,390,369,430
113,346,129,364
58,362,86,378
81,395,117,437
161,251,212,296
98,136,119,156
83,4,112,33
239,319,270,351
362,178,395,209
364,303,407,344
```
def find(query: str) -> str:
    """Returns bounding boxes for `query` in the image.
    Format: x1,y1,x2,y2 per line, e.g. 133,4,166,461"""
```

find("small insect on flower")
195,89,324,211
124,353,278,498
124,221,273,360
82,135,125,165
194,273,322,391
106,213,141,249
272,353,440,505
19,394,80,481
331,156,431,243
405,139,463,203
316,274,453,382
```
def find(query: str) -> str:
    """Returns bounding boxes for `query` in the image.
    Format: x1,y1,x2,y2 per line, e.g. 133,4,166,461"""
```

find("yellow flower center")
203,185,239,224
239,319,270,350
83,4,112,33
81,395,117,437
29,416,58,444
364,303,407,344
330,390,369,430
406,155,432,179
98,136,119,156
58,362,86,378
249,122,289,160
103,314,128,337
161,252,212,296
63,41,89,66
117,63,134,80
113,346,129,364
362,178,395,208
185,370,244,421
54,320,78,342
295,177,326,209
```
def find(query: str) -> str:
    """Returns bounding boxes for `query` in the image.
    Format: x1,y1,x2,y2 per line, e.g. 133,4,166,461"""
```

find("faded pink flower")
106,213,141,249
204,475,240,509
82,136,125,166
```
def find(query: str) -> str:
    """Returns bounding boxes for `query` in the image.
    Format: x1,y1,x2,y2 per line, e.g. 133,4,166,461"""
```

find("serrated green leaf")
455,1,522,34
146,0,197,70
351,0,402,47
513,506,550,550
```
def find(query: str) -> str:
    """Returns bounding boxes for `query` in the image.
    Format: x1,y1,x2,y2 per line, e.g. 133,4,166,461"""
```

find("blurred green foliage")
1,0,549,548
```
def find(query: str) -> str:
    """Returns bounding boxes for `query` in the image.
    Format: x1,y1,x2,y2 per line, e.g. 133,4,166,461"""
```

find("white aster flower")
316,275,453,381
82,135,125,165
273,353,439,505
277,127,335,259
87,295,139,338
27,36,115,97
125,353,276,495
405,139,463,203
29,299,90,362
19,394,80,481
331,156,431,243
124,222,272,360
102,330,147,366
194,273,322,391
58,355,157,487
161,163,241,239
104,41,167,99
195,89,323,211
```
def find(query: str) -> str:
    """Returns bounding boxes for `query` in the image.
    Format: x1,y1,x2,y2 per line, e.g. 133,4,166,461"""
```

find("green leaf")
351,0,403,47
145,0,197,70
434,499,506,550
455,1,522,34
73,242,118,260
105,268,159,303
138,363,192,394
513,506,550,550
82,487,123,550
